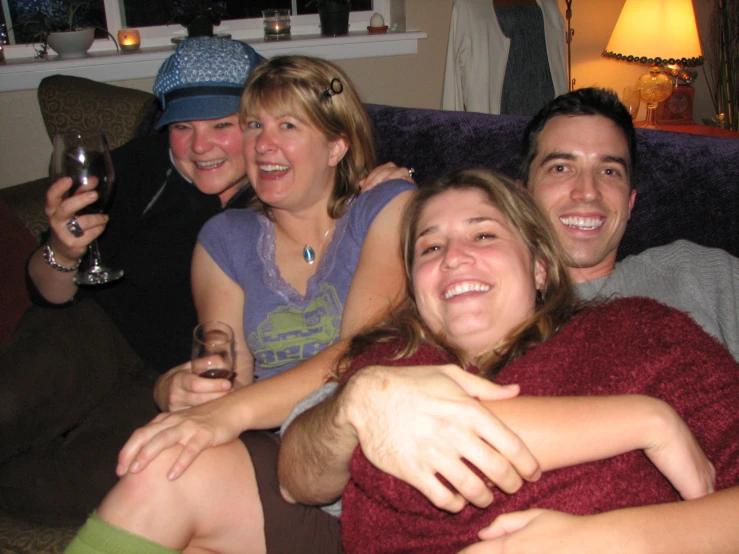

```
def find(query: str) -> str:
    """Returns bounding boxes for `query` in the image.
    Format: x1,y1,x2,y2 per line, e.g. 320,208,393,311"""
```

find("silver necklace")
303,225,333,265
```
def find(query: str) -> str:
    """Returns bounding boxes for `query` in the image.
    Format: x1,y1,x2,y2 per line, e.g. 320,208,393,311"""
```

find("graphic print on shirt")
248,283,343,369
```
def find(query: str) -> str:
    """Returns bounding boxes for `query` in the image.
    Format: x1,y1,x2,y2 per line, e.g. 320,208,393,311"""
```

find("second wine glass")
192,321,236,382
51,131,124,285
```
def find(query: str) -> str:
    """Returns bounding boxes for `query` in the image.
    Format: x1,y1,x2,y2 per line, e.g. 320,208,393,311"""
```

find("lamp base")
638,103,661,129
657,85,696,125
636,66,674,130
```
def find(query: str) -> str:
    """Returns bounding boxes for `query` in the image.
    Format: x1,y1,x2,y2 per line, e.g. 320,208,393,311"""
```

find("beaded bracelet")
42,242,82,273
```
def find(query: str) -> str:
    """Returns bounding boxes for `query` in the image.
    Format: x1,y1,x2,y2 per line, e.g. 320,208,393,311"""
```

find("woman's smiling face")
412,188,546,358
168,114,248,206
241,106,347,213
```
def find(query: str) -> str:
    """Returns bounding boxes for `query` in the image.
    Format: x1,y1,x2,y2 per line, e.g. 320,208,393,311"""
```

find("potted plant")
12,0,116,59
170,0,227,38
307,0,351,37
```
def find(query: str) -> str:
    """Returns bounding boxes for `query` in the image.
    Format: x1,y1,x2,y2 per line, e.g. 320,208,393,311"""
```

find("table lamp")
602,0,704,128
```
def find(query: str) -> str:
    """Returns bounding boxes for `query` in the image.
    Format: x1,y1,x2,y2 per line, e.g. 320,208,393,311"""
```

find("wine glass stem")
86,240,104,273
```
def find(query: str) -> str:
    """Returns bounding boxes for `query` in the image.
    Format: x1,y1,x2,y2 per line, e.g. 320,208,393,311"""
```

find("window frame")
2,0,394,58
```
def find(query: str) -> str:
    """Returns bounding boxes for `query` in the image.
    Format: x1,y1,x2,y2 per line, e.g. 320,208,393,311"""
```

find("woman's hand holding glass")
44,175,109,268
155,321,244,412
129,324,251,476
154,360,235,412
50,131,123,285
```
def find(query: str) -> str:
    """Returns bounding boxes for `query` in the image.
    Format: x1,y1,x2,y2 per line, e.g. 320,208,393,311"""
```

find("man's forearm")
278,389,357,505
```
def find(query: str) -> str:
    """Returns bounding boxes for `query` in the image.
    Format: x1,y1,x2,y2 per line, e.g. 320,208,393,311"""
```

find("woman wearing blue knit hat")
27,37,264,372
4,37,414,527
2,38,264,524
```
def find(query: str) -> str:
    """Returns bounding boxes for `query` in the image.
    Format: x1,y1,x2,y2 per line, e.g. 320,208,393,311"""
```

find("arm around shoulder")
481,394,714,501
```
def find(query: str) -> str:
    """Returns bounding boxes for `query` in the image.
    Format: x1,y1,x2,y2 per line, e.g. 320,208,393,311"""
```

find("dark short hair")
517,88,636,190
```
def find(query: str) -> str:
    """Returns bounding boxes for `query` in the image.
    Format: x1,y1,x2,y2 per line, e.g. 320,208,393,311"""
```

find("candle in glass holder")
118,29,141,52
262,9,291,41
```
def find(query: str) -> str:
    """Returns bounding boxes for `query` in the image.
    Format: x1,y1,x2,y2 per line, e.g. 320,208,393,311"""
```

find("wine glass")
621,85,641,121
51,131,124,285
192,321,236,382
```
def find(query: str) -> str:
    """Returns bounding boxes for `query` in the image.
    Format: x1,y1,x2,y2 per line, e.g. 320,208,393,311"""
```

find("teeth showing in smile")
260,164,290,172
559,216,603,231
444,282,490,299
195,159,224,169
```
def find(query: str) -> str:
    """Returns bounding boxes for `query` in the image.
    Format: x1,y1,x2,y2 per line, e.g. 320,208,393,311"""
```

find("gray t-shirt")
575,240,739,360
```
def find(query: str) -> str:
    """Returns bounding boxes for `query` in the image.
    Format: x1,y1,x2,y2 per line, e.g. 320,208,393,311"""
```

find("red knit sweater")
341,297,739,554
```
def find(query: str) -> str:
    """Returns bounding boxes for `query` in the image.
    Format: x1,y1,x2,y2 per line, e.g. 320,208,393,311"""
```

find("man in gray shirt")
519,87,738,360
277,88,739,542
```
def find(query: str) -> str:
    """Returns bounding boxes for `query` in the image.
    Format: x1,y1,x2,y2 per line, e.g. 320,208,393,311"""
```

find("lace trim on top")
256,208,353,310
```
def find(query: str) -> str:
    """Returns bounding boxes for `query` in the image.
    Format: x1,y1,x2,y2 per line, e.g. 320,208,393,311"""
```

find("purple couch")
1,96,737,554
367,104,739,260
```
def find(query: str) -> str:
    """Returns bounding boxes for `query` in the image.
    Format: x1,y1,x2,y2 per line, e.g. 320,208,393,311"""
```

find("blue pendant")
303,244,316,264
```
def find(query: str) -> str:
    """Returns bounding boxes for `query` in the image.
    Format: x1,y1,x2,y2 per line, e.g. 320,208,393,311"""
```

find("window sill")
0,30,426,93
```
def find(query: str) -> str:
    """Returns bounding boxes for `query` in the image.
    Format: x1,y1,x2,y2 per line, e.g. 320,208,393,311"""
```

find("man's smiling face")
526,115,637,283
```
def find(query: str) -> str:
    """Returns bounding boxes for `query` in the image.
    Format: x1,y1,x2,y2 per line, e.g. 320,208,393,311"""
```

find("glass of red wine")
192,321,236,382
51,131,124,285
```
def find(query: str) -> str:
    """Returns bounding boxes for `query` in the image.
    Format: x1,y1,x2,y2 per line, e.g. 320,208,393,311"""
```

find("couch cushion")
37,75,157,150
0,512,75,554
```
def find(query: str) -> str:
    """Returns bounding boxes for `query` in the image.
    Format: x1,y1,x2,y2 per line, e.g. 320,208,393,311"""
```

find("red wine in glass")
192,321,236,383
51,131,124,286
198,367,236,383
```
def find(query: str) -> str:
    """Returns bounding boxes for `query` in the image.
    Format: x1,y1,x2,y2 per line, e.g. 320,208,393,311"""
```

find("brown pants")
0,300,159,525
242,431,342,554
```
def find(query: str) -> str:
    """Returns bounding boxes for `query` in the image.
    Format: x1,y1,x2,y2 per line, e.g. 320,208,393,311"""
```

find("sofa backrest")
37,75,159,150
367,104,739,260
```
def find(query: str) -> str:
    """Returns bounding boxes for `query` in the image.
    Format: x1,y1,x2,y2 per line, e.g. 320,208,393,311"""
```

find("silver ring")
408,167,415,179
66,217,84,238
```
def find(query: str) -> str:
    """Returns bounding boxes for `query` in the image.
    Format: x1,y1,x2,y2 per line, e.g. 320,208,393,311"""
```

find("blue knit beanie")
154,37,264,129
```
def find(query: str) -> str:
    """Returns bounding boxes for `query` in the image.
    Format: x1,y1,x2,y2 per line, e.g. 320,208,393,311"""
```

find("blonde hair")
239,55,376,218
341,168,585,380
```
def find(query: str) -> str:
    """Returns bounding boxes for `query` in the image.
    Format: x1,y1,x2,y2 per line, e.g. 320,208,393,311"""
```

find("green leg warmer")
64,512,181,554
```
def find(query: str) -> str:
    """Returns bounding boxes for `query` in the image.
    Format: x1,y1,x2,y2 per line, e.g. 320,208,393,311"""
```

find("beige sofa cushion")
37,74,157,150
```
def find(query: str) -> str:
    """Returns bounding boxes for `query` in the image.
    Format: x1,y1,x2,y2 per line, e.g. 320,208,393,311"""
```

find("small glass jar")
117,29,141,52
262,9,291,41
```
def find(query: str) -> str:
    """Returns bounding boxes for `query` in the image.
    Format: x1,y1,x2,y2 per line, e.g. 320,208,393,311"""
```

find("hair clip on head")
322,78,344,99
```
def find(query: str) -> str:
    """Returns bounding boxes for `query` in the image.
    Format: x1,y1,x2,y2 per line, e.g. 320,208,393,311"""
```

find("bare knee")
99,445,185,521
97,441,265,553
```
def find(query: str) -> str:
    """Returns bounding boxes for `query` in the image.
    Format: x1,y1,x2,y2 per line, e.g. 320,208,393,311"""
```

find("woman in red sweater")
281,167,739,554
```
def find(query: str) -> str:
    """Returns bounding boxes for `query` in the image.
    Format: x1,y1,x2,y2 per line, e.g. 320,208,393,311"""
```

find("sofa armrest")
0,178,48,243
